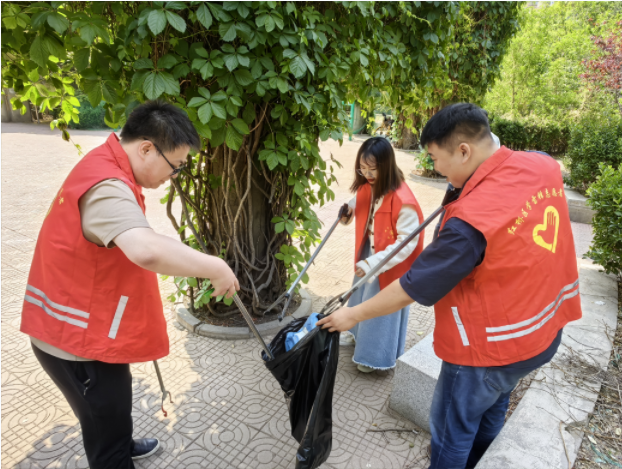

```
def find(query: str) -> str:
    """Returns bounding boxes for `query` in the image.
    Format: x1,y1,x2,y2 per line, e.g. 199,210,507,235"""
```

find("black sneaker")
131,438,160,460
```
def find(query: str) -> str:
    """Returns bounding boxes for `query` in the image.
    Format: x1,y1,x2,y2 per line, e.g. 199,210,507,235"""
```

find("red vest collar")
457,146,513,201
105,133,139,187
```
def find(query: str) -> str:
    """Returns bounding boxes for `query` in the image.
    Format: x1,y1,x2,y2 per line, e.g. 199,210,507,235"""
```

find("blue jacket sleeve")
399,217,487,306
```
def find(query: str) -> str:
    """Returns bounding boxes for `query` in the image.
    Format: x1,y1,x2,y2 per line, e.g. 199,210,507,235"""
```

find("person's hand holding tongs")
317,203,446,332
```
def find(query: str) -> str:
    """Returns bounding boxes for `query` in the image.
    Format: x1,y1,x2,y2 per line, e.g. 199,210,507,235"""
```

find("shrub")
586,164,622,279
566,118,622,192
68,95,106,130
489,115,570,155
415,151,437,178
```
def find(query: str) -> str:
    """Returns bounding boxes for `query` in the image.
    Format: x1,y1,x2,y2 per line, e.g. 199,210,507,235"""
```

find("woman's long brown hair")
350,137,405,198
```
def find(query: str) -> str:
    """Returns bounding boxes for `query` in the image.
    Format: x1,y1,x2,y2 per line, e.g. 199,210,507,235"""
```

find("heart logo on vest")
532,206,559,253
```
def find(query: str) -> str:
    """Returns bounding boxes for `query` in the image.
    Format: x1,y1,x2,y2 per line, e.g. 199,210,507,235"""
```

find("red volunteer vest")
21,133,169,363
434,146,582,367
354,182,425,290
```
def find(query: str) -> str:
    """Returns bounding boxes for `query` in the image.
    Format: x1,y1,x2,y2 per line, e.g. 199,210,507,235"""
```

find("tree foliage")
484,2,622,124
390,1,521,149
581,20,622,117
2,1,466,317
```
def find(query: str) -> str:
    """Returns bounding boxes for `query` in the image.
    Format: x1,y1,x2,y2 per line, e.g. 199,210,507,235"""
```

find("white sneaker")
357,364,375,373
339,333,355,346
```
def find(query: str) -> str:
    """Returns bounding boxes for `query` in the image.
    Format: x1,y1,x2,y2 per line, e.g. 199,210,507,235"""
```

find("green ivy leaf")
31,11,50,29
172,62,190,79
148,10,167,35
234,69,254,86
199,61,214,79
277,77,289,94
157,54,178,69
219,22,237,42
196,3,213,29
267,151,279,170
79,24,97,45
166,1,186,10
224,54,239,71
165,11,186,33
143,72,165,99
193,121,212,139
242,103,255,125
47,12,69,34
198,102,213,123
130,70,149,91
158,72,179,95
134,57,154,70
210,126,226,147
83,80,102,107
188,97,208,107
231,118,249,135
210,101,227,120
290,56,307,78
30,36,48,68
226,125,243,150
74,49,90,72
101,81,119,103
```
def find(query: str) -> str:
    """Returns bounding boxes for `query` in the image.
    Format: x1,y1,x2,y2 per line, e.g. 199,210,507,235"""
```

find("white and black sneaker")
131,438,160,460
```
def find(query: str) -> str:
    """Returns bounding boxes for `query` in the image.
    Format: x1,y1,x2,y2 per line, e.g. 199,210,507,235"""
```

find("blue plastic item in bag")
285,313,320,351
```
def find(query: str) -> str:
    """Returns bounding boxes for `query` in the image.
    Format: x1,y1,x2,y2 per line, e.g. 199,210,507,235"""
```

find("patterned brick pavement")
1,124,593,469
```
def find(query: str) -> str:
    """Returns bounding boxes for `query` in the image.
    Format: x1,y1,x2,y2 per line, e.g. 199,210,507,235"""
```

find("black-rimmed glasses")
147,140,186,177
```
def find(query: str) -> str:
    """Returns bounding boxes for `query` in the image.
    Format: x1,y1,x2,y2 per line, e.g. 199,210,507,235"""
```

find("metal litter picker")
264,203,351,321
320,205,445,315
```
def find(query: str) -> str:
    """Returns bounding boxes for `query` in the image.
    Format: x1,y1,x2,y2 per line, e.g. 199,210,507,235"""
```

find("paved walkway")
1,124,594,469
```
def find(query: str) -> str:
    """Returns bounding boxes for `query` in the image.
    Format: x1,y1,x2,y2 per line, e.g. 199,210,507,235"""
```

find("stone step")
564,188,595,224
388,332,441,432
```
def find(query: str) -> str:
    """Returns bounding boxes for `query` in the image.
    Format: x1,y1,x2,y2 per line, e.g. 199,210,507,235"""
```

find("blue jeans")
429,329,563,469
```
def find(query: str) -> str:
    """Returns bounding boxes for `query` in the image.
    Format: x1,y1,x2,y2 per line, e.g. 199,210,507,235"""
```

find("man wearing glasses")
21,100,239,468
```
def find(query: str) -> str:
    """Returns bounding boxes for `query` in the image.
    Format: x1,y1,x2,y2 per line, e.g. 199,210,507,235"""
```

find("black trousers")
32,344,135,469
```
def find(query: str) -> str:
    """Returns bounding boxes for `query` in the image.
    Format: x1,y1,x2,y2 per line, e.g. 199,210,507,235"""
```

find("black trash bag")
262,315,339,469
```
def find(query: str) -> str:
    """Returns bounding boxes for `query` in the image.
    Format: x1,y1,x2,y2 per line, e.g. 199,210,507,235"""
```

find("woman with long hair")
340,137,425,372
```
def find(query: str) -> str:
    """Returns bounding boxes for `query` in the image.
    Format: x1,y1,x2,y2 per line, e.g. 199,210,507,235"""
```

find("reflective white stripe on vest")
26,284,90,319
108,296,129,339
451,307,470,346
24,295,88,329
486,280,579,334
487,286,580,342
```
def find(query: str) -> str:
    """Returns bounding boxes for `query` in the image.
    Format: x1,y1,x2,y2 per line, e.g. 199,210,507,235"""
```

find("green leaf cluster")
565,117,622,192
586,164,622,279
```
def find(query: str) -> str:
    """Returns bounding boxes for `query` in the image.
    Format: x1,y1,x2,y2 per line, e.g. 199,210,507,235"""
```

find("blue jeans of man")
429,329,563,469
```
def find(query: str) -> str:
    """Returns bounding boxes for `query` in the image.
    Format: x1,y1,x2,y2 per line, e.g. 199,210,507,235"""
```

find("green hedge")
489,115,570,156
565,118,622,192
68,95,107,130
586,164,622,279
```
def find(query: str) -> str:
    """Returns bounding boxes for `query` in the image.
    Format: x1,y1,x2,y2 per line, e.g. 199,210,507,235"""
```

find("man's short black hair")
120,100,200,152
420,103,492,149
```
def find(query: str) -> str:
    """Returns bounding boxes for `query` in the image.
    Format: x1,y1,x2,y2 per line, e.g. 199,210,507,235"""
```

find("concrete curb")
565,188,596,224
408,170,447,184
175,289,313,340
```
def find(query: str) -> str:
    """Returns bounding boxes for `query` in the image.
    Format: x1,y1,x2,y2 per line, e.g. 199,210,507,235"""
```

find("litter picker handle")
324,205,445,313
287,203,350,298
233,294,274,360
266,203,350,320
